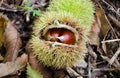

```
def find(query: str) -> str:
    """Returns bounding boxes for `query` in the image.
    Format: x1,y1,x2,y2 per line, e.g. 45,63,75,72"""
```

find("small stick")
108,14,120,27
66,67,83,78
101,39,120,43
109,47,120,64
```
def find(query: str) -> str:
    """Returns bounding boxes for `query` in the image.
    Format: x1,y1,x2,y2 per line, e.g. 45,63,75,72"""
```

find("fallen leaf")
0,54,28,77
89,20,100,46
95,6,112,54
0,14,8,61
96,7,111,40
0,14,8,49
3,22,22,62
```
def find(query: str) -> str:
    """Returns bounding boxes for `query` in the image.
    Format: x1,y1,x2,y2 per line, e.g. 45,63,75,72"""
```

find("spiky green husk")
30,36,86,69
30,0,95,69
33,11,90,37
47,0,95,27
30,11,88,69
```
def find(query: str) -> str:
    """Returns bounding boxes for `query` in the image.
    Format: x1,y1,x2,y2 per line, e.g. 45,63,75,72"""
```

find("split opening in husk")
40,23,80,45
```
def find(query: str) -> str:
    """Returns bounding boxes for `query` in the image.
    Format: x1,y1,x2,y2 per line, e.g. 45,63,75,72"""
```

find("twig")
0,7,22,12
102,0,120,17
66,67,83,78
87,42,97,66
3,22,22,62
101,55,120,68
0,3,23,12
109,47,120,64
93,68,120,72
104,14,118,39
101,39,120,43
108,14,120,27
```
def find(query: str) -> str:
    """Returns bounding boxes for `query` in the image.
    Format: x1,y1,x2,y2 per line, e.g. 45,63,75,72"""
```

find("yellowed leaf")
0,14,8,49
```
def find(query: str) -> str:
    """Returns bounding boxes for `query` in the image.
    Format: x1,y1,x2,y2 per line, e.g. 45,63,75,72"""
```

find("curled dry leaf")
89,6,111,46
0,54,28,77
96,7,110,40
4,22,22,62
94,7,111,54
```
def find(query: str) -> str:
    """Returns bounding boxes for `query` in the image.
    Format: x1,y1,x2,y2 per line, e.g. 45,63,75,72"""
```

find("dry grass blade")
0,54,28,77
3,22,22,62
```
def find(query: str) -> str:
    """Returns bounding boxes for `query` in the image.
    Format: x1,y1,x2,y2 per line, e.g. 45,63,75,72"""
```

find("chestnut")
46,28,61,41
58,29,76,45
46,28,76,45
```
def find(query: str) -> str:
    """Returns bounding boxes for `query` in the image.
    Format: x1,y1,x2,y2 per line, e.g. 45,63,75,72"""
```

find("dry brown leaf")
0,54,28,77
96,7,111,40
3,22,22,62
89,6,111,46
95,7,112,54
89,20,100,45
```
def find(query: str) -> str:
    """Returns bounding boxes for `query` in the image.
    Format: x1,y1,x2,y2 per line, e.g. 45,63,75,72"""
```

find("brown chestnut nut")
46,28,76,45
58,30,76,45
46,28,61,42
